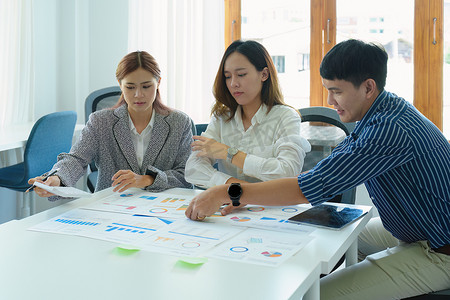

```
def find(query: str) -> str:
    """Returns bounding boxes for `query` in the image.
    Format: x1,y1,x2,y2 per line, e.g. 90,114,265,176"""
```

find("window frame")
225,0,444,131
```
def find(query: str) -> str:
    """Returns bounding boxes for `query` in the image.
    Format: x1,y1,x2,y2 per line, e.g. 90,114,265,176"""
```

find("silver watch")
227,147,239,163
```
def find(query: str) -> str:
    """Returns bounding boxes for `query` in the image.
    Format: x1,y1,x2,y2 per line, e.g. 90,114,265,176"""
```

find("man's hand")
185,185,230,221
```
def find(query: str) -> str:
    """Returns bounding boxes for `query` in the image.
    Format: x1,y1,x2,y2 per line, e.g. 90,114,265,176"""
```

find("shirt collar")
353,90,388,139
128,109,155,135
234,104,268,128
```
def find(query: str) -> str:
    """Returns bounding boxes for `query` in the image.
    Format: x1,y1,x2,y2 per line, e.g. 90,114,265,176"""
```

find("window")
240,0,311,109
226,0,446,136
297,53,310,72
337,0,414,104
271,56,285,73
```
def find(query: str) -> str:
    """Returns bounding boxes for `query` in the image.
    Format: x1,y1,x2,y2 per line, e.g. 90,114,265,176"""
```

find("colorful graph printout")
82,192,194,219
28,209,167,245
29,191,319,267
135,220,242,257
207,228,313,267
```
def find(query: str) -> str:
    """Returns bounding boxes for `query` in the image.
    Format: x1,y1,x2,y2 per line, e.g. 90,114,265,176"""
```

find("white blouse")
185,104,311,188
129,110,155,168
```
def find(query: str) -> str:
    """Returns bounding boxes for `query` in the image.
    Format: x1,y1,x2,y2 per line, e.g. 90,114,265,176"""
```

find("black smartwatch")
227,183,243,207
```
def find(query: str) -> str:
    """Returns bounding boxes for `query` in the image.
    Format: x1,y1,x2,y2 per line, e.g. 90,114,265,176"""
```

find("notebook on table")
287,204,369,230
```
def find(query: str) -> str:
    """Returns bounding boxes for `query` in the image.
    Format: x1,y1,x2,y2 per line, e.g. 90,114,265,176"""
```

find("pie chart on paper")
230,216,251,222
261,251,282,258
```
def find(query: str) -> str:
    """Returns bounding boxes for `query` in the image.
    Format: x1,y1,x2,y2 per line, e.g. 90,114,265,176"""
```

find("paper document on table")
34,182,92,198
207,227,313,267
82,191,193,219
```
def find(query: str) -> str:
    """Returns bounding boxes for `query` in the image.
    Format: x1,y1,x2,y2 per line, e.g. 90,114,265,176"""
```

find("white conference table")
0,188,372,300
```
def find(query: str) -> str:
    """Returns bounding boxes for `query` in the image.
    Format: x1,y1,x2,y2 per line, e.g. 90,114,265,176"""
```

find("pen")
25,169,58,193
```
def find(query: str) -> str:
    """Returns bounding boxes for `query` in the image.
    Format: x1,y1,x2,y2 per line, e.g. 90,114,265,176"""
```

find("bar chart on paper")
105,222,157,233
55,218,100,226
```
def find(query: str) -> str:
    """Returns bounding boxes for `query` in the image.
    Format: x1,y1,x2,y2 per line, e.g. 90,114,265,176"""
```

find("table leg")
303,279,320,300
345,240,358,267
20,192,31,219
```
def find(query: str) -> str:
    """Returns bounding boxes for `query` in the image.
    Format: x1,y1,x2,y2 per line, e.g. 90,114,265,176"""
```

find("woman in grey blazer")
29,51,193,198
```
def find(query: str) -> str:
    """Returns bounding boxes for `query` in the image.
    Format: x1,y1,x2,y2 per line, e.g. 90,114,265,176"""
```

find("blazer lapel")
113,106,140,173
141,113,169,172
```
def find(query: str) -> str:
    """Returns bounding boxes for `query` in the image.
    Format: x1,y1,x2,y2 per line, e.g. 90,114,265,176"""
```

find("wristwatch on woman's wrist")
227,147,239,163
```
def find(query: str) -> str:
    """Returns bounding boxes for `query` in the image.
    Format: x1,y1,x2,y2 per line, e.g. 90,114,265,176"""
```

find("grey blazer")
51,105,193,196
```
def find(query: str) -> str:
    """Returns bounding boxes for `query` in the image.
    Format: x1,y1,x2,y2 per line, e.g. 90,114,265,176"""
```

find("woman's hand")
191,135,228,160
27,175,61,197
111,170,154,192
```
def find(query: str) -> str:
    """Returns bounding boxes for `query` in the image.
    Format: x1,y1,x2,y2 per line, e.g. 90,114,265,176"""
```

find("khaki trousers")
320,217,450,300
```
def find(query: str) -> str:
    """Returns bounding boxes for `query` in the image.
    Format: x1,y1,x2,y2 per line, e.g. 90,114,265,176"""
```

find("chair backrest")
84,86,122,123
195,123,208,136
24,111,77,179
299,106,356,135
84,86,122,173
299,106,356,204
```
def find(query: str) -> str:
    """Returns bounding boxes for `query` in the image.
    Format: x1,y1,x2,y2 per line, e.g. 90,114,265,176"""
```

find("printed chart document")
82,191,192,219
34,182,92,198
29,190,343,267
207,228,313,267
206,204,315,234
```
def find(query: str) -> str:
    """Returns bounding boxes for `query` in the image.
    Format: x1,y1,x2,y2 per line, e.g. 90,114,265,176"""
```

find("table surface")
0,188,372,300
0,122,84,152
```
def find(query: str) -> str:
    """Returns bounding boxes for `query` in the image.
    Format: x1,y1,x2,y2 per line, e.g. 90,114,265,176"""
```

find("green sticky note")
178,257,208,265
114,245,141,255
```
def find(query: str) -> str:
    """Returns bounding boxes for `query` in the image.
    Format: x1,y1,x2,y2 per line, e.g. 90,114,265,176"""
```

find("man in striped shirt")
185,39,449,299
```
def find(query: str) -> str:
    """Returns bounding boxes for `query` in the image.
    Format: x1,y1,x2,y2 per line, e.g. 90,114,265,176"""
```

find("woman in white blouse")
185,40,310,189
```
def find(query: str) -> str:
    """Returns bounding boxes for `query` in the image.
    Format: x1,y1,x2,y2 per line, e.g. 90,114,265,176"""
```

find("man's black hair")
319,39,388,91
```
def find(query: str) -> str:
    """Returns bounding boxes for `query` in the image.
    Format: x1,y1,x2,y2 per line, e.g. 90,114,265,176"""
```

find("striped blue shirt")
298,90,450,248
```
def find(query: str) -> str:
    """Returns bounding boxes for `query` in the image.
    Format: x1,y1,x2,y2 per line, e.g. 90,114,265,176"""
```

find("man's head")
320,40,388,122
320,39,388,91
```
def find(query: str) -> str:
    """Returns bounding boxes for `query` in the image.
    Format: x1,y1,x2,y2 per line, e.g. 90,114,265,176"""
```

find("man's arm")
185,177,309,220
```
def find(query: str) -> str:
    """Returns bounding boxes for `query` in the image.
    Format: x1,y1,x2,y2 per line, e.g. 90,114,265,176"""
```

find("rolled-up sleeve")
243,108,310,180
185,117,232,188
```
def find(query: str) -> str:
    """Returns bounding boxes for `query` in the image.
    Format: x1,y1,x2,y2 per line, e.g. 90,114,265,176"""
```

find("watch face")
227,147,239,156
228,183,242,198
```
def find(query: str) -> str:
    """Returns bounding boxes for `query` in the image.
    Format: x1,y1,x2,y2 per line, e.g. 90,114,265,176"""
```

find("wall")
0,0,129,224
33,0,128,123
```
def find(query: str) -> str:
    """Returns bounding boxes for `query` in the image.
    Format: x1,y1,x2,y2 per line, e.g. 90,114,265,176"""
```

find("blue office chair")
195,123,208,136
0,111,77,191
84,86,122,192
0,111,77,217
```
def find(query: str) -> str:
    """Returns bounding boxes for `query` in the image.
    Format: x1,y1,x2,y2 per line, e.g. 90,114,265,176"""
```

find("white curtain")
0,0,34,129
128,0,224,124
0,0,34,168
